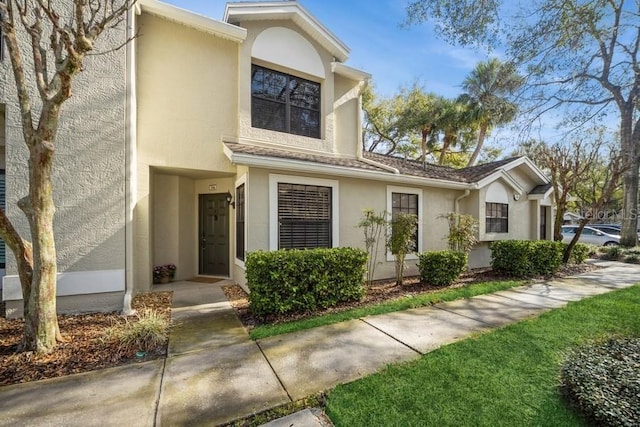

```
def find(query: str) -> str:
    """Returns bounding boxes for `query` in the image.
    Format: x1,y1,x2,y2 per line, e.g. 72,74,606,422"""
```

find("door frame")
198,193,230,276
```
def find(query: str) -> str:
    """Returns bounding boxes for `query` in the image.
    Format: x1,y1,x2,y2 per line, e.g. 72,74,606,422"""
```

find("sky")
162,0,490,99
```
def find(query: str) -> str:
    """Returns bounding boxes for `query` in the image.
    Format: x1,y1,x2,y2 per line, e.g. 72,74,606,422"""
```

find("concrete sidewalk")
0,260,638,426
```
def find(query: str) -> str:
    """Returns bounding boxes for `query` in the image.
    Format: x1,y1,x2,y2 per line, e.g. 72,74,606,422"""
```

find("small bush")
103,309,169,353
601,245,623,261
491,240,564,278
566,243,590,264
624,253,640,264
246,248,367,318
561,337,640,426
417,251,467,287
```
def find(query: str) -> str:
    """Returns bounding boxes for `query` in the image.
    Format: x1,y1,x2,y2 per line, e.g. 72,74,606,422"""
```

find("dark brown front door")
199,193,229,276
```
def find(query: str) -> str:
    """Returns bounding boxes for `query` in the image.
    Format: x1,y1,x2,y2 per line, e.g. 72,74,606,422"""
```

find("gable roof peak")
224,1,349,62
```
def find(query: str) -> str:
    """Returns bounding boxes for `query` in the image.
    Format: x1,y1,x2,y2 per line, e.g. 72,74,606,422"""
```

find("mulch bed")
0,291,172,387
222,263,598,331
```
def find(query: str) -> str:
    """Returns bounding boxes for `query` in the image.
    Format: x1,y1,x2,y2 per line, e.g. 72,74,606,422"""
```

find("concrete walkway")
0,260,638,426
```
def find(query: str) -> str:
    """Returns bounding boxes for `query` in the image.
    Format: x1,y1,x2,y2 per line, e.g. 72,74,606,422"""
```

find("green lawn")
250,280,523,340
325,285,640,427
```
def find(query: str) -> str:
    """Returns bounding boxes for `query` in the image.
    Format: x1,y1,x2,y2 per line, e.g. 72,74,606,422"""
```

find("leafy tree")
459,58,523,166
357,209,387,284
387,212,418,286
362,85,412,155
0,0,134,353
406,0,640,247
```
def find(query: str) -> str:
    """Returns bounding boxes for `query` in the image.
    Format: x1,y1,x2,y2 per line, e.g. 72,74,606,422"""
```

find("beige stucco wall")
333,74,361,158
237,20,361,157
135,12,240,288
0,5,127,276
236,167,462,284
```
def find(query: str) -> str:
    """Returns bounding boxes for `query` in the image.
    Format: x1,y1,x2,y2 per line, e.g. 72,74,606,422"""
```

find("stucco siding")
136,13,239,172
237,20,336,154
333,74,360,158
0,4,127,277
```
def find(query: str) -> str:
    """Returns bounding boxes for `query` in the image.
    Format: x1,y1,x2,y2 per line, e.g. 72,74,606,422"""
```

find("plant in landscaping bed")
439,212,478,254
600,245,623,261
561,337,640,426
103,309,170,354
418,251,468,286
387,212,418,286
245,248,367,318
491,240,564,278
566,243,590,264
357,209,387,284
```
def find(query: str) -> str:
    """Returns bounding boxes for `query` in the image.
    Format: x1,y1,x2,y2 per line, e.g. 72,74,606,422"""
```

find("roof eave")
139,0,247,43
224,1,349,62
223,148,472,190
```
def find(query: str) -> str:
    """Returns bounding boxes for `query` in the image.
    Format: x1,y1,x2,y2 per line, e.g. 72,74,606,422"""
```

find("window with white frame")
251,65,321,139
386,186,422,256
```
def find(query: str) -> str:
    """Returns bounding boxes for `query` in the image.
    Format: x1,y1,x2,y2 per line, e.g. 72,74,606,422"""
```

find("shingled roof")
225,142,531,185
363,152,524,183
224,142,391,173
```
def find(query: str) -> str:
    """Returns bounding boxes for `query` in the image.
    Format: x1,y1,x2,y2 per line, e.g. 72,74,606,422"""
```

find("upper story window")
251,65,321,139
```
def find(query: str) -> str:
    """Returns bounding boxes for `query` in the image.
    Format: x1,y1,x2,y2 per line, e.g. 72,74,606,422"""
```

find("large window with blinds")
235,184,245,261
278,183,331,249
251,65,321,139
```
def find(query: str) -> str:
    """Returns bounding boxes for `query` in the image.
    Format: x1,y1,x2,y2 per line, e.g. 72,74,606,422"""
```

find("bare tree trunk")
467,122,488,167
620,114,638,247
20,124,61,351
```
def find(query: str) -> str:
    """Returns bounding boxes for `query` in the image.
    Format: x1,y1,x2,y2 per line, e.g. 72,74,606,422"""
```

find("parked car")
590,224,640,239
561,225,620,246
589,224,622,235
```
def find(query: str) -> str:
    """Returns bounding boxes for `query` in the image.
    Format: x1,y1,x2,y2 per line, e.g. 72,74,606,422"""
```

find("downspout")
123,4,138,315
455,189,471,214
354,80,399,174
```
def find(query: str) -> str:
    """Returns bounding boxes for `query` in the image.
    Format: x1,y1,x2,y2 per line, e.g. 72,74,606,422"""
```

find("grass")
249,280,523,340
325,284,640,427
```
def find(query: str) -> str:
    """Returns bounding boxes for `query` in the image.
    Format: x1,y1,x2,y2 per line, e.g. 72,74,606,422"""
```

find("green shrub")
624,253,640,264
566,243,590,264
103,309,169,353
417,251,467,287
601,245,623,261
561,337,640,426
245,248,367,318
490,240,563,278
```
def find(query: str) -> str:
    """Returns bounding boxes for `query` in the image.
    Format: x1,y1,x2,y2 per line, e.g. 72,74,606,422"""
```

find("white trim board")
2,269,125,301
269,173,339,250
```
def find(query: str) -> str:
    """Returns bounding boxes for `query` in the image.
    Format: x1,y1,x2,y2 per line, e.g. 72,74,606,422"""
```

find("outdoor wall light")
226,191,235,209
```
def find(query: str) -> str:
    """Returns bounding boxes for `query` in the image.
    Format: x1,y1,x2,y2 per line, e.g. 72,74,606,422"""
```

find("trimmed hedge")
561,338,640,426
490,240,564,278
245,247,367,318
417,250,467,287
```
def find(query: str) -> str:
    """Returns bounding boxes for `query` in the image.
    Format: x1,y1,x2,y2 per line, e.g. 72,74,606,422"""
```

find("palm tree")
436,98,471,165
398,86,445,166
460,58,523,166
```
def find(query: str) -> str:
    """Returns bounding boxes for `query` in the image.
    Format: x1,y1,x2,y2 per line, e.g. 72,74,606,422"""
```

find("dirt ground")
0,292,172,387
